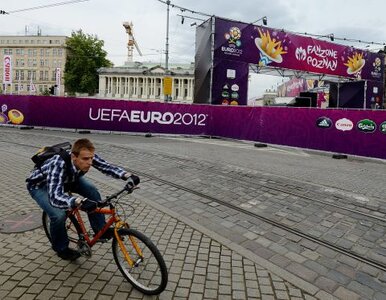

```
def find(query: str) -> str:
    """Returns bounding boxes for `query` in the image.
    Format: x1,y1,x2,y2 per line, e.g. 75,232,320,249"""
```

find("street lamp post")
164,0,171,102
252,16,267,25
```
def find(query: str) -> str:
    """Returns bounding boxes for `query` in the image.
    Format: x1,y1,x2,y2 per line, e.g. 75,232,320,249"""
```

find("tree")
64,30,112,95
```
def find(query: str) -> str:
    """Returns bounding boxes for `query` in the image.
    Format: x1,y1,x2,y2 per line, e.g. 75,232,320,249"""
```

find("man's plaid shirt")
26,153,126,209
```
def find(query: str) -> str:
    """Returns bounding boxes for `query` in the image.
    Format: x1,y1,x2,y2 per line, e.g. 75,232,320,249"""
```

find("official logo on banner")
225,27,241,47
3,55,12,84
222,26,243,57
316,117,332,128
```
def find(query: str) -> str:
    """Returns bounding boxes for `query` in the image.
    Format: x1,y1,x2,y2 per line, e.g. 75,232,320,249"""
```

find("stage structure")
194,17,385,107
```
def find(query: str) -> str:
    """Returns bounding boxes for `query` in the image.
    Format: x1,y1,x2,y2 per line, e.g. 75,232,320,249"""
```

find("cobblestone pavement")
1,127,386,299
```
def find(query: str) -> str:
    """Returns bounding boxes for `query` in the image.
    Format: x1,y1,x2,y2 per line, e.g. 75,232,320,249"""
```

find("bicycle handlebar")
98,184,139,207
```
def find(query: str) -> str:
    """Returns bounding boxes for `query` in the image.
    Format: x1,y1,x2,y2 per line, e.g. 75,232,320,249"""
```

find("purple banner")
0,96,209,135
214,18,385,82
2,95,386,160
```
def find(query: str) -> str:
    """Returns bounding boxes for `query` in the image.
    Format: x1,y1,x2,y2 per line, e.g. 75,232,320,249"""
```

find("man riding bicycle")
26,138,140,261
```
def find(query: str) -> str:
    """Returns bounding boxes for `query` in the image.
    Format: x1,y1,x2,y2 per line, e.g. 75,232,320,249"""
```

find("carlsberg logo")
356,119,376,133
380,121,386,134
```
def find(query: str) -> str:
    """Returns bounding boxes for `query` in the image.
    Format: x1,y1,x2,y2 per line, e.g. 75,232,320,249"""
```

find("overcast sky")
1,0,385,98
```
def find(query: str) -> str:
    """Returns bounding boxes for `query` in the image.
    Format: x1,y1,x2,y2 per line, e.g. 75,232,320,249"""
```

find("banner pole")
364,80,367,110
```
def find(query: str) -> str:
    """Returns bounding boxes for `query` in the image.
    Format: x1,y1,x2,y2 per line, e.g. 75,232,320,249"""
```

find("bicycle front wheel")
112,228,168,295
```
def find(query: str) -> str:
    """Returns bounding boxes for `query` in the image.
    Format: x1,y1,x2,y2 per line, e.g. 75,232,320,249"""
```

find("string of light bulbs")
156,0,386,49
1,0,89,14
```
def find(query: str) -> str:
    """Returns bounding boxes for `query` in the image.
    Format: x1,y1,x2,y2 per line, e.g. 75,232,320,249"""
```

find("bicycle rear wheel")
42,211,79,245
112,228,168,295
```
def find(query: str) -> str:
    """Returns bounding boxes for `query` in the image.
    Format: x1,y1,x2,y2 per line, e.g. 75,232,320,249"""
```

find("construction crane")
123,22,142,63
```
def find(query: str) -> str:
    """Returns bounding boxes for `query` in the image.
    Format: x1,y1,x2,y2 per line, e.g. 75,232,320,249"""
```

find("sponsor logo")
3,56,11,83
231,84,239,91
231,92,239,99
356,119,376,133
380,121,386,134
221,91,230,98
316,117,332,128
335,118,353,131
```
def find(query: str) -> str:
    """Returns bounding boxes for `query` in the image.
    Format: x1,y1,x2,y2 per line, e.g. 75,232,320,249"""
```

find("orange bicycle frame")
70,207,137,266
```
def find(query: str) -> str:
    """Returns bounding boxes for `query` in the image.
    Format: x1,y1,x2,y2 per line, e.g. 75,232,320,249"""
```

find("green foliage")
64,30,112,95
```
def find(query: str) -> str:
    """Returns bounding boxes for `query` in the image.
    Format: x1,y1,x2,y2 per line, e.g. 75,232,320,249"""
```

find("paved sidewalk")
0,130,335,299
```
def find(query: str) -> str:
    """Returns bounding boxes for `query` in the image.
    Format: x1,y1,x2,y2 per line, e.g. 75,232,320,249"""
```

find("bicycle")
42,183,168,295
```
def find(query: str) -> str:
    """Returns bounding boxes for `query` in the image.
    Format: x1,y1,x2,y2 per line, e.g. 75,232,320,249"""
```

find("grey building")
98,62,195,103
0,35,67,96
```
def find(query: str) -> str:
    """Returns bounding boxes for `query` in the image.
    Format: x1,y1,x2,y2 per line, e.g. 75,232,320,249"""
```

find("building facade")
98,62,195,103
0,35,67,96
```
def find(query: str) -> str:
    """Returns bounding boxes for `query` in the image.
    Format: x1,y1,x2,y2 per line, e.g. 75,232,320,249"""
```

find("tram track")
1,133,384,219
2,136,386,271
105,143,386,223
126,168,386,272
2,136,386,222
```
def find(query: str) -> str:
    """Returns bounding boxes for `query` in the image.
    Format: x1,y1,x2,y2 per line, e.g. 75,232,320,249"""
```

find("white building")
98,62,195,103
0,35,67,96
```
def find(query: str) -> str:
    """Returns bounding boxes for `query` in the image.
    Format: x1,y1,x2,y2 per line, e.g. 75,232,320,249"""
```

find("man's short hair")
72,138,95,156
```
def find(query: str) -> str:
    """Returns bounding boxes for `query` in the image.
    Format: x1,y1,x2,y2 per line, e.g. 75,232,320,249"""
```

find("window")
39,70,43,80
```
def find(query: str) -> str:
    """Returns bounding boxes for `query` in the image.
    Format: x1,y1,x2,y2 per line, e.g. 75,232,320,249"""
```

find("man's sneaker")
57,248,81,261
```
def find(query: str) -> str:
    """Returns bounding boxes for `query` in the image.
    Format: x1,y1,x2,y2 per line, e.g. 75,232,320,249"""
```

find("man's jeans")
28,177,105,253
